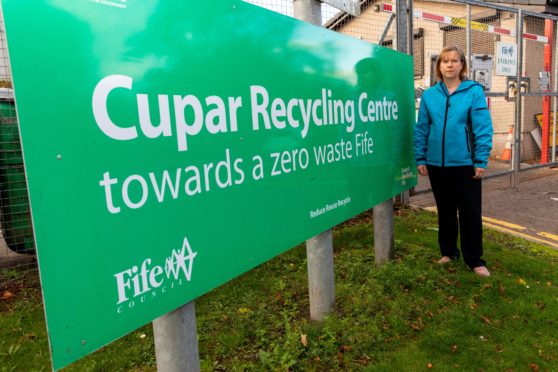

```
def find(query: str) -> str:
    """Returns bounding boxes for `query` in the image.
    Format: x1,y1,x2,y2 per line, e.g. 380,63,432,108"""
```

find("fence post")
396,0,408,53
466,4,471,68
408,0,414,56
293,0,336,322
374,198,395,266
374,0,407,265
398,0,411,206
152,301,200,372
293,0,321,25
512,9,524,188
554,20,558,164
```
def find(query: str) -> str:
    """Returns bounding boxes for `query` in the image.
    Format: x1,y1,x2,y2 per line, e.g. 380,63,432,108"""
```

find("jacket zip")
442,95,450,167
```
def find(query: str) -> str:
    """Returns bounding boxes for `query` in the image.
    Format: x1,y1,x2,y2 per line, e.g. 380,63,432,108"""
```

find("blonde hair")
435,45,468,81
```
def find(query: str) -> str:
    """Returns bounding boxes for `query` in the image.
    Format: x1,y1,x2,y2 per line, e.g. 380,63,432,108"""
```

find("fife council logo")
400,166,413,186
114,237,197,314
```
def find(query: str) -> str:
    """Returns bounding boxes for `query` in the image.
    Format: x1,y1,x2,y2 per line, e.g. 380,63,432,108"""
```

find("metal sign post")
374,0,409,266
153,301,200,372
293,0,336,322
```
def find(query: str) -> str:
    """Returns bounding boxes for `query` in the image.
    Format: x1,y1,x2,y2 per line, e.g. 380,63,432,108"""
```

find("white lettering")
358,92,368,123
99,171,121,214
173,94,203,152
92,74,138,140
114,269,133,304
137,94,172,138
250,85,270,130
122,174,149,209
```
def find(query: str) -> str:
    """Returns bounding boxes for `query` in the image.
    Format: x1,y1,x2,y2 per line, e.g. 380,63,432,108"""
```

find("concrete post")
153,301,200,372
374,198,394,266
293,0,321,26
396,0,408,53
374,0,404,264
306,230,335,321
293,0,335,322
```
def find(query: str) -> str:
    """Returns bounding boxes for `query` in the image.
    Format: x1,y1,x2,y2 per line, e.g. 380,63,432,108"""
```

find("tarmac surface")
410,166,558,249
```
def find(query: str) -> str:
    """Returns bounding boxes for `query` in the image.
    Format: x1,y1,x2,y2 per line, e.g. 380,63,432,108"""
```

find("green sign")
1,0,416,369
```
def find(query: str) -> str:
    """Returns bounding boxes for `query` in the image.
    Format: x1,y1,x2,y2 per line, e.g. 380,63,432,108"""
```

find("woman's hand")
417,165,428,176
473,167,486,179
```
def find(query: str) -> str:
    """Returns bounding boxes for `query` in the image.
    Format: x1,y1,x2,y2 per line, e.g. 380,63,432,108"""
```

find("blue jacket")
414,80,493,168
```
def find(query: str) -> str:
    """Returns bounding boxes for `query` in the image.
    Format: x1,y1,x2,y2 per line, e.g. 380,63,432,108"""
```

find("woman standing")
414,45,493,277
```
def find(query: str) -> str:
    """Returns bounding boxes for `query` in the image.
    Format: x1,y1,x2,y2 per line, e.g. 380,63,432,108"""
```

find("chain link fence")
246,0,558,194
407,0,521,191
0,10,37,290
1,0,558,286
521,8,558,170
399,0,558,191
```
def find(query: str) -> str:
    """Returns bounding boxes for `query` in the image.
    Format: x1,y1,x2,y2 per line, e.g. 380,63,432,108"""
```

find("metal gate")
398,0,558,192
299,0,558,192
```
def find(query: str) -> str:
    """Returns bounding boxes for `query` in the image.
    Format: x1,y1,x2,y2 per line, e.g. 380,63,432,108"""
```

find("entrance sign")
1,0,416,369
496,42,518,76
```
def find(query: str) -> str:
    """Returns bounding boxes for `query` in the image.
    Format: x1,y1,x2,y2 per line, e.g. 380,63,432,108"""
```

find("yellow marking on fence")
482,216,527,231
450,17,489,32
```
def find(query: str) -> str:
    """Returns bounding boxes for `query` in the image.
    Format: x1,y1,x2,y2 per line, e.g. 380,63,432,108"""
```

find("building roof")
483,0,545,12
486,0,545,5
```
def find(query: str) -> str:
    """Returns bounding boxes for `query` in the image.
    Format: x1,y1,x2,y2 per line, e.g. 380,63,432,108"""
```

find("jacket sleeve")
470,86,493,168
414,96,430,166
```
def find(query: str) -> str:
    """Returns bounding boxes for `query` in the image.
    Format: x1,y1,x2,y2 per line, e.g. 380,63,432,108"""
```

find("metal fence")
1,0,558,286
245,0,558,193
0,10,37,289
405,0,558,192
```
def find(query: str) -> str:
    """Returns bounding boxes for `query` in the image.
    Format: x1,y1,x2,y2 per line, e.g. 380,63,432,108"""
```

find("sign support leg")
306,230,335,321
153,301,200,372
377,0,405,262
294,0,336,322
374,199,394,266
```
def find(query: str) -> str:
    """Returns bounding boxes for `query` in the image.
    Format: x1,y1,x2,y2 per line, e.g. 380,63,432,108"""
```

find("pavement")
410,166,558,249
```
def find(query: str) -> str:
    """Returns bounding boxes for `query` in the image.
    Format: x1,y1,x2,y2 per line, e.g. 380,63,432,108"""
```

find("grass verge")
1,209,557,371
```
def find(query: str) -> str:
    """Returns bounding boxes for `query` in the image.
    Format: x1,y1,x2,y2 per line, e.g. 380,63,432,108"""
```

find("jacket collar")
435,79,478,96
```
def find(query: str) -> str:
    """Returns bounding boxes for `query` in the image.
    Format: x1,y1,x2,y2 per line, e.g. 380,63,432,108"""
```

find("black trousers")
427,165,486,269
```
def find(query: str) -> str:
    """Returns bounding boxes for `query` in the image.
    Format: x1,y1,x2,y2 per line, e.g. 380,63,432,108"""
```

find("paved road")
411,167,558,249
